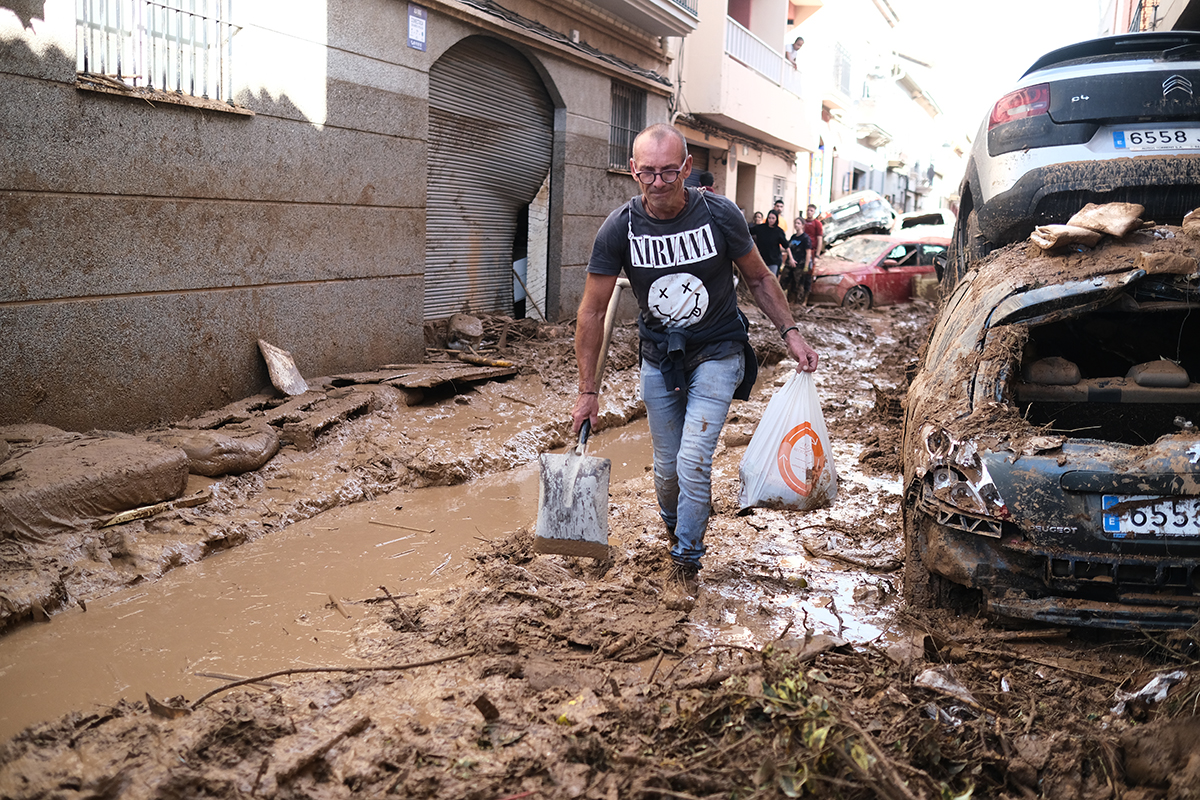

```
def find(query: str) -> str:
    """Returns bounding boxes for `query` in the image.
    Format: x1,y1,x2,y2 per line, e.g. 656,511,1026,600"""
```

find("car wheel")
946,206,992,289
841,285,871,311
964,207,992,263
903,504,980,614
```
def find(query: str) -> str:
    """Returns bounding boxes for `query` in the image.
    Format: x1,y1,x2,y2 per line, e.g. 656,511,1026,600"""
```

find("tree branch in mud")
189,649,476,709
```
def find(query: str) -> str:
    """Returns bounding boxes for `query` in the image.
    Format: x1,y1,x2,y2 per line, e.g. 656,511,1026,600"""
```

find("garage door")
425,37,554,319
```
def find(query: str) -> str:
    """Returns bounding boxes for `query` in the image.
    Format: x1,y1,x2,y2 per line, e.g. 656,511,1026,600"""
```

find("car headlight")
921,424,1009,520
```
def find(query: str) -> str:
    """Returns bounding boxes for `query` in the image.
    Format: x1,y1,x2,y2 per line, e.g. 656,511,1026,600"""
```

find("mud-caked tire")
943,205,992,295
902,505,980,615
841,285,872,311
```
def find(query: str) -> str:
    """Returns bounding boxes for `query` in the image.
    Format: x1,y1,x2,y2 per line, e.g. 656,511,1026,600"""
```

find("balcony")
588,0,699,36
725,17,801,98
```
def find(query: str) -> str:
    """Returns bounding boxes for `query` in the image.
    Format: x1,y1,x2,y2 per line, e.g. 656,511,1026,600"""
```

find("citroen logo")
1163,75,1194,98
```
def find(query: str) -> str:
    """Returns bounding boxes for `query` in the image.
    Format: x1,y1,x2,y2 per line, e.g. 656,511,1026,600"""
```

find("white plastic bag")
738,371,838,512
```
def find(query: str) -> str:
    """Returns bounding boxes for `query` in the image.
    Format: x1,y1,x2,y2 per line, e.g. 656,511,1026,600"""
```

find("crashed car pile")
903,202,1200,629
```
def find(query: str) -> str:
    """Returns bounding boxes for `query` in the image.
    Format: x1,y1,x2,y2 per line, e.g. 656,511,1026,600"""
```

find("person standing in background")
804,203,824,267
785,216,812,304
749,209,789,278
784,36,803,66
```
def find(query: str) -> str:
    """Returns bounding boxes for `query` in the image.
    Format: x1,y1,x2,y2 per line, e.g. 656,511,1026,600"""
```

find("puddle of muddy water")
0,423,652,741
0,399,903,741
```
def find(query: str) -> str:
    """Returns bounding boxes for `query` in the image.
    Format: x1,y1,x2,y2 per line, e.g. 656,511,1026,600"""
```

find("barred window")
76,0,238,102
609,81,646,171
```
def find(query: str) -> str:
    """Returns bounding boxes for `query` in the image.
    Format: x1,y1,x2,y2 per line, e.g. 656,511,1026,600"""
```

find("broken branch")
190,649,476,709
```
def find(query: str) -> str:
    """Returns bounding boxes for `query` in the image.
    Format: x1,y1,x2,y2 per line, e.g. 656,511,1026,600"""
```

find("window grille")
76,0,238,102
609,82,646,171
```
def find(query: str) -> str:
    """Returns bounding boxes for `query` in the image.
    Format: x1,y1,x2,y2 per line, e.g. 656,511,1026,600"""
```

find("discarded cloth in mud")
1111,669,1187,715
148,426,280,477
1134,250,1199,276
915,664,980,708
738,371,837,512
1030,224,1103,251
1067,201,1145,237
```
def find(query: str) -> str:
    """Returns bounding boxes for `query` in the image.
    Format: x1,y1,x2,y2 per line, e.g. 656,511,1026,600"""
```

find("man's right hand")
572,392,599,433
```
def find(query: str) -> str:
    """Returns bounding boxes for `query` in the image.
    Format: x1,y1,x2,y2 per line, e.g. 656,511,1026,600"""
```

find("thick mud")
1,300,1198,799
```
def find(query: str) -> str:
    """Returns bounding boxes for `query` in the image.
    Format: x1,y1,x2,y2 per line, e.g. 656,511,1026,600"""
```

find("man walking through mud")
572,123,819,596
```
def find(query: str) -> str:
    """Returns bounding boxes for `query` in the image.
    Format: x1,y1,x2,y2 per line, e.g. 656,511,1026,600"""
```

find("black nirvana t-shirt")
587,188,754,339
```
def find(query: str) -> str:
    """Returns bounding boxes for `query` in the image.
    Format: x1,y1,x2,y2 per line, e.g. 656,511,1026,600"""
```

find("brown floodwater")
0,403,903,742
0,423,657,741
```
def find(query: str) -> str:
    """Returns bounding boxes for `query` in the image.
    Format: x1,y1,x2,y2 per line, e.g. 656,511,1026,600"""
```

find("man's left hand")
785,331,819,372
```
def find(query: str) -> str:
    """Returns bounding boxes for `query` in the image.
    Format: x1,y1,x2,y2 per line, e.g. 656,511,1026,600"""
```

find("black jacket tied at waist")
637,310,759,401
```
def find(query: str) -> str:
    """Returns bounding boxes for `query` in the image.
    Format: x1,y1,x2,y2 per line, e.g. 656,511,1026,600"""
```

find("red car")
809,234,949,310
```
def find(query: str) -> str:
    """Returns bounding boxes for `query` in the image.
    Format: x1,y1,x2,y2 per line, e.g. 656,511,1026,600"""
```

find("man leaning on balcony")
785,36,803,67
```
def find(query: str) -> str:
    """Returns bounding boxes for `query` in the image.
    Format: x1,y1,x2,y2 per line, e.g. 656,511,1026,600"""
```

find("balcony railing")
669,0,698,15
725,17,802,98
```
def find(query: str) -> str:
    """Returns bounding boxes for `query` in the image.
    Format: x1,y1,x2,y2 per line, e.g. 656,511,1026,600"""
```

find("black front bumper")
913,497,1200,631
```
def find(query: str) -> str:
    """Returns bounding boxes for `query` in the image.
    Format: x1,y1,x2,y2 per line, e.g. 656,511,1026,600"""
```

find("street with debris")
2,240,1199,798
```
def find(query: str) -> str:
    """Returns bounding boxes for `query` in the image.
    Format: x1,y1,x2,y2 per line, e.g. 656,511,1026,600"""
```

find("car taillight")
988,83,1050,130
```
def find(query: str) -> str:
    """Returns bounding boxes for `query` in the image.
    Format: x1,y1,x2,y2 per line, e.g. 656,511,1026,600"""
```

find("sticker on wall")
408,4,427,51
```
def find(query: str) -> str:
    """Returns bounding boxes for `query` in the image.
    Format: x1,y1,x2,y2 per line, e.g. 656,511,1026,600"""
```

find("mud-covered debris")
0,432,188,542
258,339,308,396
147,425,280,477
1134,249,1199,275
448,313,484,349
1067,201,1145,237
1183,207,1200,238
1031,223,1103,250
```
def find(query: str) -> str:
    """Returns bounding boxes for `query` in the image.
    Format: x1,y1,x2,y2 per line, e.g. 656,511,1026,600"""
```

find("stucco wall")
0,0,671,431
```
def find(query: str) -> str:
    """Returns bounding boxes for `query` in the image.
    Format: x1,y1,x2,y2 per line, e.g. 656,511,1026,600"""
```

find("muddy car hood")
813,259,869,277
907,263,1147,438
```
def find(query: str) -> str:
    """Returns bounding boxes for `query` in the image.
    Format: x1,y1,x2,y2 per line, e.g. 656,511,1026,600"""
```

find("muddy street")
1,299,1198,799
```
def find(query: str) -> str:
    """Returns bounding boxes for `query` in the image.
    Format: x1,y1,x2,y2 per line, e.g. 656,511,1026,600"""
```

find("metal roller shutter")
425,37,554,320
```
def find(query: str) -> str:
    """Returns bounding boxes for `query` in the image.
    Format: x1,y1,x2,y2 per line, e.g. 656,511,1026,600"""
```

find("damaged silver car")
902,225,1200,629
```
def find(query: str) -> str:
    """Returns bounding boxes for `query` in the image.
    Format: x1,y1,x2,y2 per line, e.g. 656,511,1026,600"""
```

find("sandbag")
738,371,838,512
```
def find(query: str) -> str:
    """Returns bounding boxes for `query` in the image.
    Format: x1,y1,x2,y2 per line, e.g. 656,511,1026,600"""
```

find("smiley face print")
648,272,709,327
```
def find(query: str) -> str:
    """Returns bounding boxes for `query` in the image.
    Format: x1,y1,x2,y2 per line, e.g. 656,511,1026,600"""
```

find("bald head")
632,123,688,163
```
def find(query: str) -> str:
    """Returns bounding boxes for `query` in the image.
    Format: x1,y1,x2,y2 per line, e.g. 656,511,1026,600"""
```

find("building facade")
672,0,821,226
1,0,695,430
788,0,959,216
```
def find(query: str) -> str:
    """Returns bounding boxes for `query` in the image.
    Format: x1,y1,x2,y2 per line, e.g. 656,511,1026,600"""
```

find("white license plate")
1103,495,1200,537
1112,129,1200,151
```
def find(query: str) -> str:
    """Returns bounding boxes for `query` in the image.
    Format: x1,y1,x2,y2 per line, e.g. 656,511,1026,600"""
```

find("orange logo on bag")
776,422,825,496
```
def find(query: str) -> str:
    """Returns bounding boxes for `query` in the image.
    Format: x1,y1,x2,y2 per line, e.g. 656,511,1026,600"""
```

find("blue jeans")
640,352,745,570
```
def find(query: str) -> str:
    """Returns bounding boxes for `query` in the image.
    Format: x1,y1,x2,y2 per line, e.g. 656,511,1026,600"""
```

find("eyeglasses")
633,166,684,185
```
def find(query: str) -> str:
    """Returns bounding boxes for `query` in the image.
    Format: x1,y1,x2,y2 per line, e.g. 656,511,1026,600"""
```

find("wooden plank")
335,364,516,390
